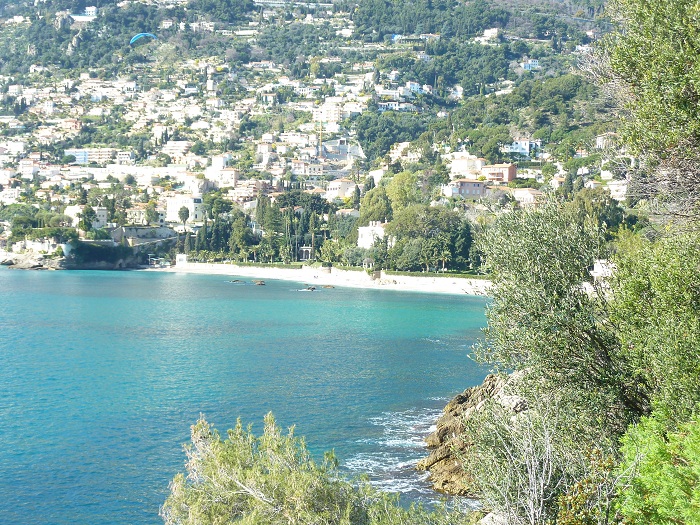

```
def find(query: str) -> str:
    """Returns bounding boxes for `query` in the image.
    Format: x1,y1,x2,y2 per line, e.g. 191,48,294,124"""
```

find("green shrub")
161,414,473,525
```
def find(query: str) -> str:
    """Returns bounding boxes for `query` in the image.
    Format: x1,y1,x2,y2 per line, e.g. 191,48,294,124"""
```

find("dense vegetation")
352,0,511,41
451,0,700,521
354,112,428,163
0,0,254,73
350,0,604,44
256,23,338,67
161,414,469,525
589,0,700,212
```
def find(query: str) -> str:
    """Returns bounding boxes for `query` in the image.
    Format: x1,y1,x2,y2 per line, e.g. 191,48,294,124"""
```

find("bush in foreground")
161,413,473,525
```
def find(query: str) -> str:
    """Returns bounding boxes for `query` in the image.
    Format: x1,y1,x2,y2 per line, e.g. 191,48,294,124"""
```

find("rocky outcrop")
1,253,134,270
62,259,132,270
417,373,526,495
1,252,66,270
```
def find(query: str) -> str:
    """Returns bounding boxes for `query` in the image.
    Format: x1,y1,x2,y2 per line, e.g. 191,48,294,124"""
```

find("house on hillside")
165,194,204,225
501,138,542,158
481,163,516,183
441,179,486,200
512,188,544,207
325,178,357,201
64,205,109,229
357,221,387,249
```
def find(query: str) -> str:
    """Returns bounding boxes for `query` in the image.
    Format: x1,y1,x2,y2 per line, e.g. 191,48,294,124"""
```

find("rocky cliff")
1,252,67,270
1,252,135,270
417,373,526,495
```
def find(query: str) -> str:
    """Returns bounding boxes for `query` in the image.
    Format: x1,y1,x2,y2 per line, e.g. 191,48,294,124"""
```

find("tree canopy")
591,0,700,210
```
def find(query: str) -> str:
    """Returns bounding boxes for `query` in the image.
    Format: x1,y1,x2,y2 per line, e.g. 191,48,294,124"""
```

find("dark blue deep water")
0,268,488,525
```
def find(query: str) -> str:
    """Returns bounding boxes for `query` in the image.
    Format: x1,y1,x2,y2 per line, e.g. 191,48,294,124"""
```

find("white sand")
154,262,491,296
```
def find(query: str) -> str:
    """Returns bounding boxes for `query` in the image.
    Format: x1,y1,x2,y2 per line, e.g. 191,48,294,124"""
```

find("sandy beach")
157,261,491,296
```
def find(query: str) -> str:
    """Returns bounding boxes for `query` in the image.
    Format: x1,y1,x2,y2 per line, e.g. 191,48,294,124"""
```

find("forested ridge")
0,0,253,72
0,0,600,74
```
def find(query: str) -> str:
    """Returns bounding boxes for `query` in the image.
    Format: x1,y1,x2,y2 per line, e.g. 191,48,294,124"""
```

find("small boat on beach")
253,280,265,285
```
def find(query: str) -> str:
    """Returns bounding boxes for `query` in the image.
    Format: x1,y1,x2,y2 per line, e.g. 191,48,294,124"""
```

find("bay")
0,268,488,525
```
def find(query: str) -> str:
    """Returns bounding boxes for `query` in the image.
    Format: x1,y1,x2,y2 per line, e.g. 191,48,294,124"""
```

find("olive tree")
583,0,700,213
462,387,584,525
609,229,700,427
474,202,648,425
464,203,647,524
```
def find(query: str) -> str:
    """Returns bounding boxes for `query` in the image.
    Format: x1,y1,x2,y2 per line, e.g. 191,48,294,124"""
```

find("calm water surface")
0,268,487,525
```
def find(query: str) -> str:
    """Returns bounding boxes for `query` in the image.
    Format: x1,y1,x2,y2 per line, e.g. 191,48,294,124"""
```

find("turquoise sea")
0,268,488,525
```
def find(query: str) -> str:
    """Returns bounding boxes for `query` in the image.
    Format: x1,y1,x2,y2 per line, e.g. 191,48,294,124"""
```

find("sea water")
0,269,488,525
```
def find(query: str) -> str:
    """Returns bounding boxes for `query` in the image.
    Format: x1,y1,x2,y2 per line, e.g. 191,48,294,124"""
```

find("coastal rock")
417,372,526,495
479,512,508,525
3,252,140,271
62,259,131,270
3,252,66,270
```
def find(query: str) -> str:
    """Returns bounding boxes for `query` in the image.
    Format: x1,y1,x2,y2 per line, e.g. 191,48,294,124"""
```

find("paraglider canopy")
130,33,157,45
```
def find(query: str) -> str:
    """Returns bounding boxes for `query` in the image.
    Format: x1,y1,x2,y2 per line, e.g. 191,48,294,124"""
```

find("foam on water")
342,404,445,499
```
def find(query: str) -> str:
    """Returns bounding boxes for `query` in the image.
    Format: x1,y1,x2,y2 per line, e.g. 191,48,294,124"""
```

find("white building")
550,176,566,190
357,221,387,249
0,140,26,156
389,142,422,164
501,138,542,157
475,27,499,44
181,174,213,196
226,180,270,203
18,159,40,180
165,194,204,224
521,59,540,71
161,141,191,164
448,85,464,100
325,178,357,201
442,151,486,179
205,167,240,188
368,167,387,186
312,102,342,123
291,160,324,178
116,151,135,165
279,132,314,147
512,188,544,207
64,205,109,230
0,187,21,204
595,132,619,149
607,180,628,202
0,168,14,186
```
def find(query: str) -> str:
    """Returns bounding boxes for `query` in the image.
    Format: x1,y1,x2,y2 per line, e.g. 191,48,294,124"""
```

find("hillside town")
0,0,627,270
6,2,700,525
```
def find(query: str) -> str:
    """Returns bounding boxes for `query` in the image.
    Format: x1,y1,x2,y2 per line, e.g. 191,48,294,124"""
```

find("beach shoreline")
153,261,491,296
